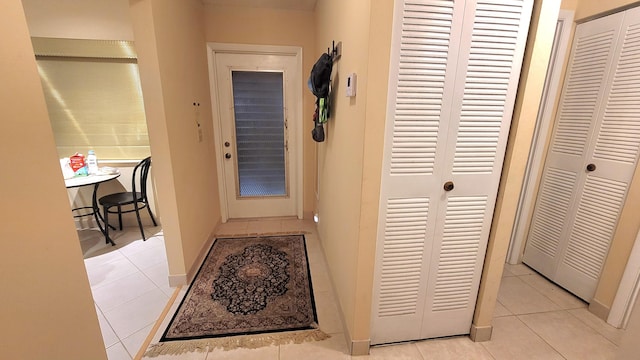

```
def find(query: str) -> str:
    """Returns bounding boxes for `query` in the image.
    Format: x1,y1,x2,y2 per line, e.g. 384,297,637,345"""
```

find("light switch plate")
346,73,357,97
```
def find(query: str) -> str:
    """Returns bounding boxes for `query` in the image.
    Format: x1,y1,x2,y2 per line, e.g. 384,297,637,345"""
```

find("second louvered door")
371,0,532,344
523,7,640,302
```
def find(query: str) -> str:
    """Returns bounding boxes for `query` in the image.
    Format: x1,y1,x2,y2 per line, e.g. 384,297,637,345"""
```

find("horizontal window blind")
33,38,150,160
232,71,287,197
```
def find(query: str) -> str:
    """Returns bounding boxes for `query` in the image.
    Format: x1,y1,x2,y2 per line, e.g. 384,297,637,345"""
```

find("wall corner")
346,331,371,356
589,298,611,321
470,324,493,342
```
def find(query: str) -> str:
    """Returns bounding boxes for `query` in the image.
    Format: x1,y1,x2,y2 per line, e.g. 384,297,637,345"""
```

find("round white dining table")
65,173,121,245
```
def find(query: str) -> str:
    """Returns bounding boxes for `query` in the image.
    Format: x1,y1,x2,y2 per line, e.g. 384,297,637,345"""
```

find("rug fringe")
143,328,330,358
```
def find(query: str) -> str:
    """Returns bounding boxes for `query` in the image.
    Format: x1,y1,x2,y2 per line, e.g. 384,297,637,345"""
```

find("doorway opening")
208,43,303,221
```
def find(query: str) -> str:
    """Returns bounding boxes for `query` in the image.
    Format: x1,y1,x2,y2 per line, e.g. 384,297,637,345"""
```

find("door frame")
608,227,640,328
506,10,574,264
207,43,303,222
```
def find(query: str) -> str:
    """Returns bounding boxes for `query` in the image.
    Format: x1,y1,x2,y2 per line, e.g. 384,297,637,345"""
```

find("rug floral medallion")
161,234,318,342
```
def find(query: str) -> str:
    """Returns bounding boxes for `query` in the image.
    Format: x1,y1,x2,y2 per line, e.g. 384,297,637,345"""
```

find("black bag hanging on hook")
309,53,333,98
308,53,333,143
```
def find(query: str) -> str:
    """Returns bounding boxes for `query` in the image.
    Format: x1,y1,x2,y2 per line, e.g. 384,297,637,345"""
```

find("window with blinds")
231,71,287,197
32,38,150,160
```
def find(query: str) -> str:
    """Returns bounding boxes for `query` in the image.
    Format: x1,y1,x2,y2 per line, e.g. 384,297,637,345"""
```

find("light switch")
346,73,357,97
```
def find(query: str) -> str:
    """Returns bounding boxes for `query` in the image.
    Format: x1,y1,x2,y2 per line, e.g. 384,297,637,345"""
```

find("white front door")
211,49,300,219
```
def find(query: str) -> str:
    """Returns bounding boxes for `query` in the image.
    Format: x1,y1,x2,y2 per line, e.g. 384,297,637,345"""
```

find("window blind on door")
231,71,287,197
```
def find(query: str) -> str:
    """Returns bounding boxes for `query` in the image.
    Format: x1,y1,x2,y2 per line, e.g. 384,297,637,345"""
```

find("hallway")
82,219,626,359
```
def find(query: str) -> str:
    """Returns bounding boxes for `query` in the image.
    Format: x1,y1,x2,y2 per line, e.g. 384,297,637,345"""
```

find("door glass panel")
231,71,286,197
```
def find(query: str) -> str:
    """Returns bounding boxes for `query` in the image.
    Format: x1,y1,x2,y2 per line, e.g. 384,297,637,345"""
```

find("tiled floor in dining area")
83,219,627,360
80,225,171,360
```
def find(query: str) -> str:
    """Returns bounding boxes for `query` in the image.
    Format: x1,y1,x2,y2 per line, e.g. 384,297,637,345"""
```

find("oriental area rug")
146,235,328,357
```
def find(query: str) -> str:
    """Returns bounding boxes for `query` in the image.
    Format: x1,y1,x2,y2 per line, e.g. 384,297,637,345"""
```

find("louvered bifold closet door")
371,0,466,344
553,7,640,301
420,0,532,339
522,9,640,302
372,0,532,345
523,11,623,283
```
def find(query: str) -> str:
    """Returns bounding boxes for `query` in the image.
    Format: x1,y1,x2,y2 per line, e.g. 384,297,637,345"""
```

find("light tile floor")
81,225,170,360
83,220,627,360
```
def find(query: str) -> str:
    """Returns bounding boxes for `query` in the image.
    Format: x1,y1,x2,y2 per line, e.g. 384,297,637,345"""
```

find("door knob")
225,153,231,159
586,163,596,172
443,181,454,192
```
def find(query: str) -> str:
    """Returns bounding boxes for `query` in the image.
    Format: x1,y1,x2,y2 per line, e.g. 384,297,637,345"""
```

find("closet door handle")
586,163,596,172
225,153,232,159
443,181,455,192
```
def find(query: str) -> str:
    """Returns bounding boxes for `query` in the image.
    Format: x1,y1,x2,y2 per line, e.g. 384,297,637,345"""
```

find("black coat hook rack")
328,40,342,62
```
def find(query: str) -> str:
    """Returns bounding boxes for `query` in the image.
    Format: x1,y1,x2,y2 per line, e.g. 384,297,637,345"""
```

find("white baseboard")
167,224,219,288
168,274,187,287
315,232,370,356
350,338,371,356
589,299,611,321
185,232,216,283
470,324,493,342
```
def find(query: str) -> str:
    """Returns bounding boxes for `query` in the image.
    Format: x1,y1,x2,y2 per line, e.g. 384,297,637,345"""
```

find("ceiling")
203,0,317,11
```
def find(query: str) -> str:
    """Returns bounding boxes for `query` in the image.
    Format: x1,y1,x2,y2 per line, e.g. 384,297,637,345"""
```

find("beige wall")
21,0,134,40
313,0,396,348
561,0,580,10
574,0,640,21
0,1,106,358
471,0,561,335
130,0,221,280
203,5,316,217
352,0,395,344
616,289,640,358
313,0,370,344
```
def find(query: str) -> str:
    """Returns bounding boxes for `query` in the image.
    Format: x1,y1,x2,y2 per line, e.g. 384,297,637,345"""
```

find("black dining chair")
99,156,158,241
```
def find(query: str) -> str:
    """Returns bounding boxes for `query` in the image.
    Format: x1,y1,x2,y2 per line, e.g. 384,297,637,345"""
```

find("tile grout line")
95,304,123,350
500,268,572,359
564,307,622,348
134,285,183,360
517,272,588,309
93,284,170,335
501,268,620,359
477,342,499,360
513,311,569,360
518,272,583,310
101,286,169,331
95,257,169,313
89,251,135,360
88,229,169,358
504,273,585,316
513,273,569,312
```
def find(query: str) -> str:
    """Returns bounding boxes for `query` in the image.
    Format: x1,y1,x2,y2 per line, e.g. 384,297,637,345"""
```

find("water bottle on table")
87,150,99,175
